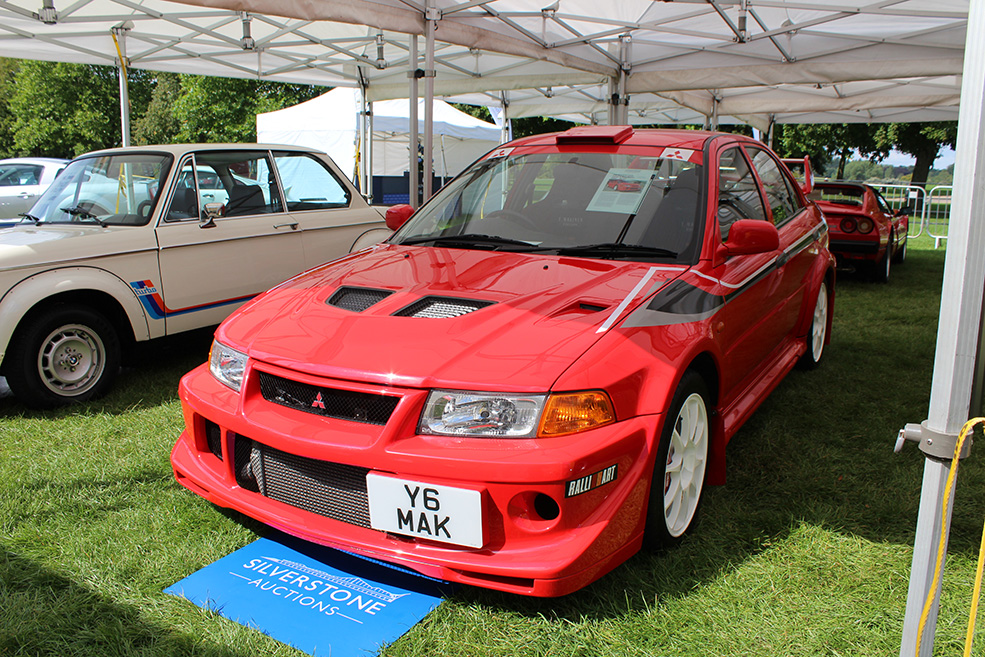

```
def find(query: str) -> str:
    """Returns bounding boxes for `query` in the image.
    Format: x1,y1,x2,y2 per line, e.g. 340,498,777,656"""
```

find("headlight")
419,389,615,438
209,340,248,391
420,390,547,437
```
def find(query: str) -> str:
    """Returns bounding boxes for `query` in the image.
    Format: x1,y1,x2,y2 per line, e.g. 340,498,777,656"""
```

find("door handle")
274,222,299,230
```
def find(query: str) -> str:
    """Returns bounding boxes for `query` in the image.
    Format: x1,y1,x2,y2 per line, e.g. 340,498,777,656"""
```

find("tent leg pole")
423,0,436,201
366,100,374,203
899,0,985,653
409,34,419,209
112,25,131,147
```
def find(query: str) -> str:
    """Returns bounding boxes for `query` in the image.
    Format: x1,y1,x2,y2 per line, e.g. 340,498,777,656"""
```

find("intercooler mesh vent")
326,286,393,312
394,296,494,318
233,435,370,527
258,372,399,425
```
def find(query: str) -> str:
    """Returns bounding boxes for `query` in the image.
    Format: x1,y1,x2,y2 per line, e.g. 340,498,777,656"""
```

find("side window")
747,148,802,226
166,158,200,222
717,147,767,242
273,153,350,211
201,151,282,218
0,164,43,186
873,188,893,215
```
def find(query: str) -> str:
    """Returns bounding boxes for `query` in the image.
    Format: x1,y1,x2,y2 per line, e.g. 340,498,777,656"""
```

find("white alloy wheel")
663,391,709,537
810,282,828,363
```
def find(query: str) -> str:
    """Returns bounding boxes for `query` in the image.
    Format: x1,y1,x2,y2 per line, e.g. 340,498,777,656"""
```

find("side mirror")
897,205,914,217
199,202,224,229
385,204,414,231
719,219,780,257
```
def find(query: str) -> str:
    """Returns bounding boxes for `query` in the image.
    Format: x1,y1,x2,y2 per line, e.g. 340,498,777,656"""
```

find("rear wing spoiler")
781,157,814,195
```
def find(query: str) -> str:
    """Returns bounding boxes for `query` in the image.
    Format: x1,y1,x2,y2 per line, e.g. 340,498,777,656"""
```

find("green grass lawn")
3,236,983,656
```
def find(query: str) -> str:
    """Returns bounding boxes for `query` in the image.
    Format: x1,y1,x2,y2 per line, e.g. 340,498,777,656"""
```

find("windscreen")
29,153,171,226
392,151,705,262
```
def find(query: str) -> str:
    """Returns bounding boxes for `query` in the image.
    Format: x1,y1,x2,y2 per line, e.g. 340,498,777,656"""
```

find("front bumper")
171,361,662,597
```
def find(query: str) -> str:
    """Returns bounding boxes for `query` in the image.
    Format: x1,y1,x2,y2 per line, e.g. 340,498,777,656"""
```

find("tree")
0,58,21,158
9,60,154,157
132,72,182,146
876,122,957,186
776,124,885,179
173,75,322,143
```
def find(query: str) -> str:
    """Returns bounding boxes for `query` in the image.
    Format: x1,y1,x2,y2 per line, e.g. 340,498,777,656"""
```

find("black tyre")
5,304,121,409
797,280,828,370
643,371,710,550
872,237,891,283
892,233,907,264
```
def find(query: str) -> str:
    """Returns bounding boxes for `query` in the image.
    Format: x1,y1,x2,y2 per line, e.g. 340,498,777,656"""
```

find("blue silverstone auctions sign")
165,534,446,656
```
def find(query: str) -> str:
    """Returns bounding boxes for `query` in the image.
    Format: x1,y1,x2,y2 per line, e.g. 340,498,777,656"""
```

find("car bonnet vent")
327,286,393,312
394,296,494,319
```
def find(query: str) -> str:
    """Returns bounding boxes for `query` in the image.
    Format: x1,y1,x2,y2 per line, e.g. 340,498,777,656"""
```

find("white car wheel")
645,372,710,548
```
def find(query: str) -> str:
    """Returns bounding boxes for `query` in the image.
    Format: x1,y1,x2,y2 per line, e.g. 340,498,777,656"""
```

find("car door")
744,146,815,340
0,163,45,218
271,151,389,267
714,144,788,397
155,150,306,334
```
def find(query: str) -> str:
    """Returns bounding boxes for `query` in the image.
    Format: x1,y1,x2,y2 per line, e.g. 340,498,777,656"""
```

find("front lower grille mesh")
258,372,399,425
234,435,370,528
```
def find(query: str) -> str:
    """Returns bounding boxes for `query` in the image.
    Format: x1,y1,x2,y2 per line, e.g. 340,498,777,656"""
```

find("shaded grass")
2,236,983,656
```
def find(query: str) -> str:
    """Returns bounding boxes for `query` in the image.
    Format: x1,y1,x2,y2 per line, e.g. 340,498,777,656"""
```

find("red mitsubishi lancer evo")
171,126,834,597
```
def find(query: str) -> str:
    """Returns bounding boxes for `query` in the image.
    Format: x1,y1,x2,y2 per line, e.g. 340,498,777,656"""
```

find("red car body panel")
814,182,908,266
171,128,835,596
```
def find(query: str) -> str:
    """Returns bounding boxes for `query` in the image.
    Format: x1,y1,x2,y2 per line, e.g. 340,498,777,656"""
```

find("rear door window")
273,152,351,211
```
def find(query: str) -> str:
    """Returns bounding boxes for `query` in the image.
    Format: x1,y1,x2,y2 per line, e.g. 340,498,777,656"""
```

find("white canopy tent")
0,1,979,655
256,87,501,192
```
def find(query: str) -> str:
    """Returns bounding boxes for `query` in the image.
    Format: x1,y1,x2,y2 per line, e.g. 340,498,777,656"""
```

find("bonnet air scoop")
326,286,394,312
393,296,494,319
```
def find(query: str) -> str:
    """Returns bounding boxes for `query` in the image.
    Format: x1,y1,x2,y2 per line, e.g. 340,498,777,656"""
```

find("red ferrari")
171,126,835,597
813,181,908,282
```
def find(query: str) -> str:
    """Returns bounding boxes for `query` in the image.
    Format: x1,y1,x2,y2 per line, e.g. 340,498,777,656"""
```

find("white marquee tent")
256,87,501,184
0,1,980,655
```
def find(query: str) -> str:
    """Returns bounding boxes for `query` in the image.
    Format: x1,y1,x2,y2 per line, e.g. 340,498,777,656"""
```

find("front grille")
258,372,399,425
394,296,494,318
234,435,370,528
327,286,393,312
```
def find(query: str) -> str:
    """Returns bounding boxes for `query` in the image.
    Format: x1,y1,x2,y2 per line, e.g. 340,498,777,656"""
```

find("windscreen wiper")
61,206,106,227
400,233,539,249
18,212,42,225
554,243,679,259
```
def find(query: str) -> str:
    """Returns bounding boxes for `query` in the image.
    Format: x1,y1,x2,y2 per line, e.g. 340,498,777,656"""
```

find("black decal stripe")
647,279,725,315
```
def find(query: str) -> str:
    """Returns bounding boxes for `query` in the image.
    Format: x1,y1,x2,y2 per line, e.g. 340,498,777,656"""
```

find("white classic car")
0,144,391,408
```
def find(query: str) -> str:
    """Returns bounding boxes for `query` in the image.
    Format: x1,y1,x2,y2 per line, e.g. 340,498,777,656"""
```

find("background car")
171,126,836,597
0,157,69,226
0,144,391,408
812,181,908,282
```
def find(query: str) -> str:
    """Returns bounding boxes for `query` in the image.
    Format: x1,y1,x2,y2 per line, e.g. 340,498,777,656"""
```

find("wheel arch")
681,351,726,487
0,268,152,372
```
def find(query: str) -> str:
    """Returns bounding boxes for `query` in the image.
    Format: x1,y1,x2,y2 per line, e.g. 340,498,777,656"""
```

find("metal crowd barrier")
863,182,953,248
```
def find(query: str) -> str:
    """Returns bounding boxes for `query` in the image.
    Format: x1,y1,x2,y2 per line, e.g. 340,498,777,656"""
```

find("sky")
881,146,956,169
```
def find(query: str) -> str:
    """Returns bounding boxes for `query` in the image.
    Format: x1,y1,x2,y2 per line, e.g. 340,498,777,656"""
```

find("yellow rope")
966,513,985,656
914,417,985,656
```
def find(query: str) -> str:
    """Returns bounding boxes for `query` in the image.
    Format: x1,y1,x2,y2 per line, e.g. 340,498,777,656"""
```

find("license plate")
366,474,483,548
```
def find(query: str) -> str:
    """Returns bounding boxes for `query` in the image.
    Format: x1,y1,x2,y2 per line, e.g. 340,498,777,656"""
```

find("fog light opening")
534,493,560,521
508,491,562,532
